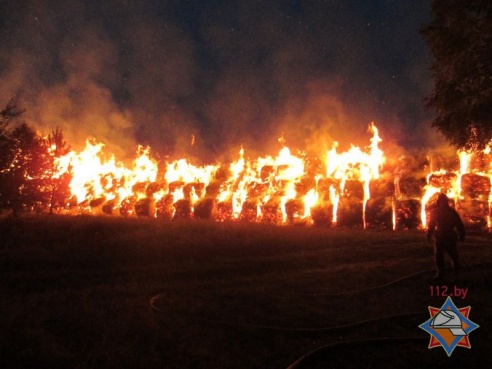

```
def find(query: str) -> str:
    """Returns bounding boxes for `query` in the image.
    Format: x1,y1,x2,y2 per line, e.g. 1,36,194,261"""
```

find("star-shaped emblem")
419,296,479,356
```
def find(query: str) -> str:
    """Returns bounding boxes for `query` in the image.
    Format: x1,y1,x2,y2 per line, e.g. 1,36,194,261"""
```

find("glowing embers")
393,161,492,231
62,140,159,215
457,173,491,230
43,126,485,232
393,172,426,231
324,123,386,228
44,122,492,231
419,149,492,230
46,123,391,227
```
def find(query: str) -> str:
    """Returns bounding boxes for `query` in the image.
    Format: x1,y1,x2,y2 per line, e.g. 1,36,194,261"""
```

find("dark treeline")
421,0,492,151
0,101,72,216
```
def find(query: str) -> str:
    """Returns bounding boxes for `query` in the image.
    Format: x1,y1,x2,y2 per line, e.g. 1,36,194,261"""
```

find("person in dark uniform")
426,193,465,279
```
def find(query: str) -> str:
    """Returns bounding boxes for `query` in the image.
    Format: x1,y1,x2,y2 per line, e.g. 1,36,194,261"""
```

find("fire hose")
266,268,435,297
149,270,434,332
149,263,489,367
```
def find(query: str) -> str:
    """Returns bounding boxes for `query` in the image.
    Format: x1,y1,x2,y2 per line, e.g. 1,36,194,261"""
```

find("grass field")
0,215,491,369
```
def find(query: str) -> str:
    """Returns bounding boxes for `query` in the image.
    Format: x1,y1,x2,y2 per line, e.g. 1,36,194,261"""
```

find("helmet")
430,310,467,336
436,193,449,209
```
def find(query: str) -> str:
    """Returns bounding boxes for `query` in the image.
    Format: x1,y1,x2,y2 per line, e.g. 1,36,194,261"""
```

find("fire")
44,124,491,231
62,141,159,209
325,122,384,228
303,188,319,220
418,147,492,230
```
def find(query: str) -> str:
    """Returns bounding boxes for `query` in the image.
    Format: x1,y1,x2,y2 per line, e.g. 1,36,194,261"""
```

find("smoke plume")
0,0,436,162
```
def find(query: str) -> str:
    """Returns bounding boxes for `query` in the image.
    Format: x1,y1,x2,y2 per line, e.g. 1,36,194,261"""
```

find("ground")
0,215,491,368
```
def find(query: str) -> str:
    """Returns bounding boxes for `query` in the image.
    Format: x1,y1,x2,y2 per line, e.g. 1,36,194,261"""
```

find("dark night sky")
0,0,438,162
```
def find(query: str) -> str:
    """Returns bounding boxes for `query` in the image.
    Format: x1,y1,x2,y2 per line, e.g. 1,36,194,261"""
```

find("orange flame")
45,123,491,232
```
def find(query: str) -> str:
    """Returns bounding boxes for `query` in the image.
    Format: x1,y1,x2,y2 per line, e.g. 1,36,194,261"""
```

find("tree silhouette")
421,0,492,151
0,102,23,213
0,100,24,134
0,101,24,175
43,127,73,214
0,123,51,215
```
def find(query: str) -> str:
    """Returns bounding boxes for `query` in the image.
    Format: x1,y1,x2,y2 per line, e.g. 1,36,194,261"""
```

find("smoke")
0,1,136,158
0,0,435,162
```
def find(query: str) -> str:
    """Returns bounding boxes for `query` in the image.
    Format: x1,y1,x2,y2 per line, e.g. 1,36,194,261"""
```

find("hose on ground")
150,293,425,331
149,267,440,331
149,262,489,367
269,268,436,296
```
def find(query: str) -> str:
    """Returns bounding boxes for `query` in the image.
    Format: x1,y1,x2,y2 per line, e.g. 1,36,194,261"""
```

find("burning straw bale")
156,194,174,220
317,177,339,202
173,199,193,220
260,165,275,181
341,180,364,199
275,179,291,192
457,199,489,230
395,176,425,199
469,152,492,173
429,153,459,172
460,174,491,199
205,181,222,198
99,174,119,193
131,182,148,195
247,182,269,199
145,182,162,197
285,199,304,224
217,200,233,221
76,199,91,213
394,199,421,230
336,180,364,227
135,197,155,217
337,196,363,227
89,197,105,209
365,197,393,229
428,173,458,191
184,182,205,199
365,178,396,229
310,203,333,227
120,196,137,216
213,166,230,182
456,174,490,230
102,199,117,215
168,181,185,193
369,178,395,199
240,200,258,222
260,198,283,225
194,198,216,220
18,118,490,232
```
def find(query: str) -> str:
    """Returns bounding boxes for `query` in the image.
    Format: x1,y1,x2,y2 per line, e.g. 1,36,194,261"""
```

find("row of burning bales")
57,126,492,231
